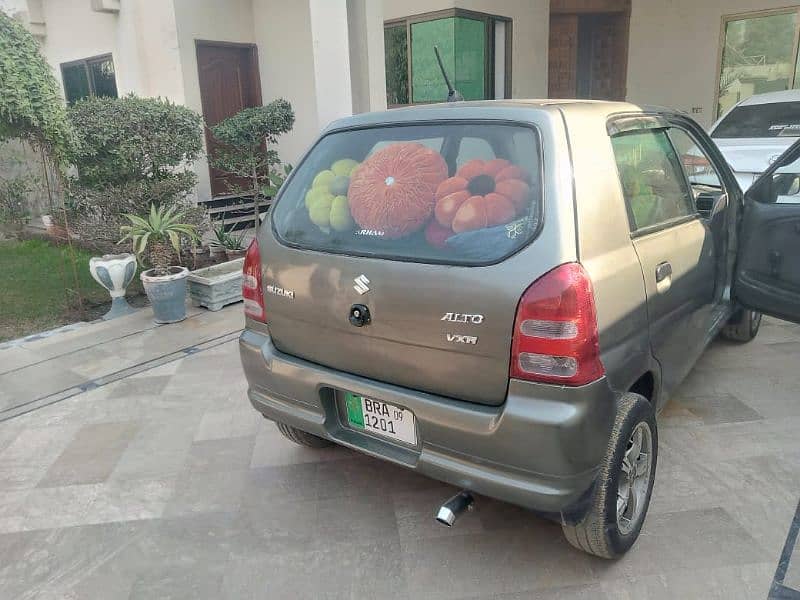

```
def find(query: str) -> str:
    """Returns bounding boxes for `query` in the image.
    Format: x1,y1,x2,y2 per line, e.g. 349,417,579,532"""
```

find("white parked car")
711,90,800,194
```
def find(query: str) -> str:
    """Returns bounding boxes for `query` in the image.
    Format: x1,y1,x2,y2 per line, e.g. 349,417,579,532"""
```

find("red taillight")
510,263,604,386
242,239,266,322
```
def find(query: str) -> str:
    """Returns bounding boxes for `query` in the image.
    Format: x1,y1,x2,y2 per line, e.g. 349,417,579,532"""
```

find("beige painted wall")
37,0,141,95
172,0,256,202
628,0,800,127
0,0,27,16
382,0,550,99
31,0,184,104
309,0,354,131
252,0,319,167
348,0,388,114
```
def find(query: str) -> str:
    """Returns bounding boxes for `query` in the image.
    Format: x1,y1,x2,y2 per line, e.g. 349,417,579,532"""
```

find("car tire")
562,393,657,559
275,422,333,448
721,309,761,343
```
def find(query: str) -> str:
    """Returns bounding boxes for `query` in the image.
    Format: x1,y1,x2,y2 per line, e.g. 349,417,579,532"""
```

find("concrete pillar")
252,0,389,163
309,0,353,129
347,0,387,113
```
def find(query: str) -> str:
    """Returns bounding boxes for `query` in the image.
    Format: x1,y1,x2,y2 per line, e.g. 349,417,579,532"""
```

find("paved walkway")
0,305,798,599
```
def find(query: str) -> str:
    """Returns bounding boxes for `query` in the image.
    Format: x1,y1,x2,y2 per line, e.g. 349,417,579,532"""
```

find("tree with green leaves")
209,98,295,229
0,10,73,163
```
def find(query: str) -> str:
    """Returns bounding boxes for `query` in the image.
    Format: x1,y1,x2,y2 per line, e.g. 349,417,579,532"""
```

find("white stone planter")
187,258,244,311
89,253,138,320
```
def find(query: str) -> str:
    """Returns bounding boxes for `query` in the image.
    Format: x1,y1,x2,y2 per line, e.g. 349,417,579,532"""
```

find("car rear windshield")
713,102,800,138
271,122,542,265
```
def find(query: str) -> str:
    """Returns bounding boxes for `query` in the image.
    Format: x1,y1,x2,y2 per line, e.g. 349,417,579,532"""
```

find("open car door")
734,138,800,323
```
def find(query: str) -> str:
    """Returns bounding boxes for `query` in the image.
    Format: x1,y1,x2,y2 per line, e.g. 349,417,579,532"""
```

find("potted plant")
209,223,228,257
222,228,248,260
120,203,198,324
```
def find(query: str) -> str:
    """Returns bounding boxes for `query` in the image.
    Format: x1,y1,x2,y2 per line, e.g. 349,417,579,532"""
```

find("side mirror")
746,137,800,204
748,173,800,204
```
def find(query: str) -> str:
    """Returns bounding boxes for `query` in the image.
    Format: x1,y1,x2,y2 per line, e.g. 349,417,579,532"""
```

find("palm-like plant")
119,203,198,276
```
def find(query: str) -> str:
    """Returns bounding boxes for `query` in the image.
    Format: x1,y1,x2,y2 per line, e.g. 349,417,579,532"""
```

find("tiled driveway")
0,306,798,599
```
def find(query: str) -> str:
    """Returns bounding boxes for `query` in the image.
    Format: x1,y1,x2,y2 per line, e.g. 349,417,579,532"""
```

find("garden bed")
0,238,149,342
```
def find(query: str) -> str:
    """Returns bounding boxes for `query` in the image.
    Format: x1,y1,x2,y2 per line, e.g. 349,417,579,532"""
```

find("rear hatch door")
263,121,546,406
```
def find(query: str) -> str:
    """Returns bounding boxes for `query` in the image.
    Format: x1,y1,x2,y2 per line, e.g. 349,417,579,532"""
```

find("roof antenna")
434,45,463,103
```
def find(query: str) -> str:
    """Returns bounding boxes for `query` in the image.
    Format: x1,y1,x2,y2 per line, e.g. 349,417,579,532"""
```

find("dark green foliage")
211,98,295,160
68,95,203,189
0,173,34,227
209,99,294,227
0,11,73,162
66,95,206,250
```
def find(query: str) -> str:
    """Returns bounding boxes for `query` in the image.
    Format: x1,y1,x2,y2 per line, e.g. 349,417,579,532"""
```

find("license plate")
344,393,417,446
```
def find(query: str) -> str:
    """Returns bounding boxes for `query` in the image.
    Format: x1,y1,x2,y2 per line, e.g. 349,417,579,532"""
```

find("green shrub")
0,11,73,163
68,95,203,188
0,174,33,228
66,95,206,250
209,98,294,227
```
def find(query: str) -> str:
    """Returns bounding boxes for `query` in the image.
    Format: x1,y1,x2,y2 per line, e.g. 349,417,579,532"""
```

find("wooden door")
196,42,262,197
548,15,579,98
586,14,628,101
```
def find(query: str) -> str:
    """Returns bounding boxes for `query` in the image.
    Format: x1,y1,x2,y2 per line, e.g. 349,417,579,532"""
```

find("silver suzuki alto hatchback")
240,100,800,558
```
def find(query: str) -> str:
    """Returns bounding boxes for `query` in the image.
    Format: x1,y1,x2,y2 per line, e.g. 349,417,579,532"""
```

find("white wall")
382,0,550,100
0,0,27,16
309,0,353,131
128,0,184,102
36,0,140,95
347,0,388,114
171,0,256,202
252,0,319,166
627,0,800,127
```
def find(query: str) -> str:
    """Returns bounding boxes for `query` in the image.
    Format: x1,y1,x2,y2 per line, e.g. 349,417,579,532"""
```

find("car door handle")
655,261,672,292
655,261,672,282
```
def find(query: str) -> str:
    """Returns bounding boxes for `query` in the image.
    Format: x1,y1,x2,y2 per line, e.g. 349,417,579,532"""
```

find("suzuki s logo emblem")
353,274,371,295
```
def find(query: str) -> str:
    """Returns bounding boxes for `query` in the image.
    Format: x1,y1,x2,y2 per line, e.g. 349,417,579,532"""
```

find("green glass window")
717,9,800,118
385,10,509,106
61,54,118,104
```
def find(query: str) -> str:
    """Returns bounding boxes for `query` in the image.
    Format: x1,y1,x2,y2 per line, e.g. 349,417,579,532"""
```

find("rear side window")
272,123,542,265
668,128,723,189
611,129,695,233
713,102,800,138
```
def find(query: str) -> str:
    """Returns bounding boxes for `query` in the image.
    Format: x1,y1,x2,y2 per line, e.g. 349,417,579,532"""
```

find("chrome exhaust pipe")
435,491,474,527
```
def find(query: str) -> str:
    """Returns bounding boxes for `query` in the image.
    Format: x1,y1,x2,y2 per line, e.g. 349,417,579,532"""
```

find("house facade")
4,0,800,206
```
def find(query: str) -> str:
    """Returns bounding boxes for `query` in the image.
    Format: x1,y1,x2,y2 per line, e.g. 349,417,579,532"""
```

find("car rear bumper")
239,328,617,515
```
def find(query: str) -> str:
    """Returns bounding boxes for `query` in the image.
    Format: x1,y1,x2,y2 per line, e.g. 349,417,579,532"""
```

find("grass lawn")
0,238,145,342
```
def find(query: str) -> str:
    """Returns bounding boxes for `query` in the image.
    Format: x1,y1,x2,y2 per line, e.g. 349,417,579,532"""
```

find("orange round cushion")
348,143,448,239
451,194,516,234
434,159,531,233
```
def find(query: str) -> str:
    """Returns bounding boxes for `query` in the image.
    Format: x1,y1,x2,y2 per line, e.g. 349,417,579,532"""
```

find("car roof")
324,99,660,131
739,89,800,106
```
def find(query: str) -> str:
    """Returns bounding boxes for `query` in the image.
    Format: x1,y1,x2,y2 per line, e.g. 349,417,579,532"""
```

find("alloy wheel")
616,421,653,535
